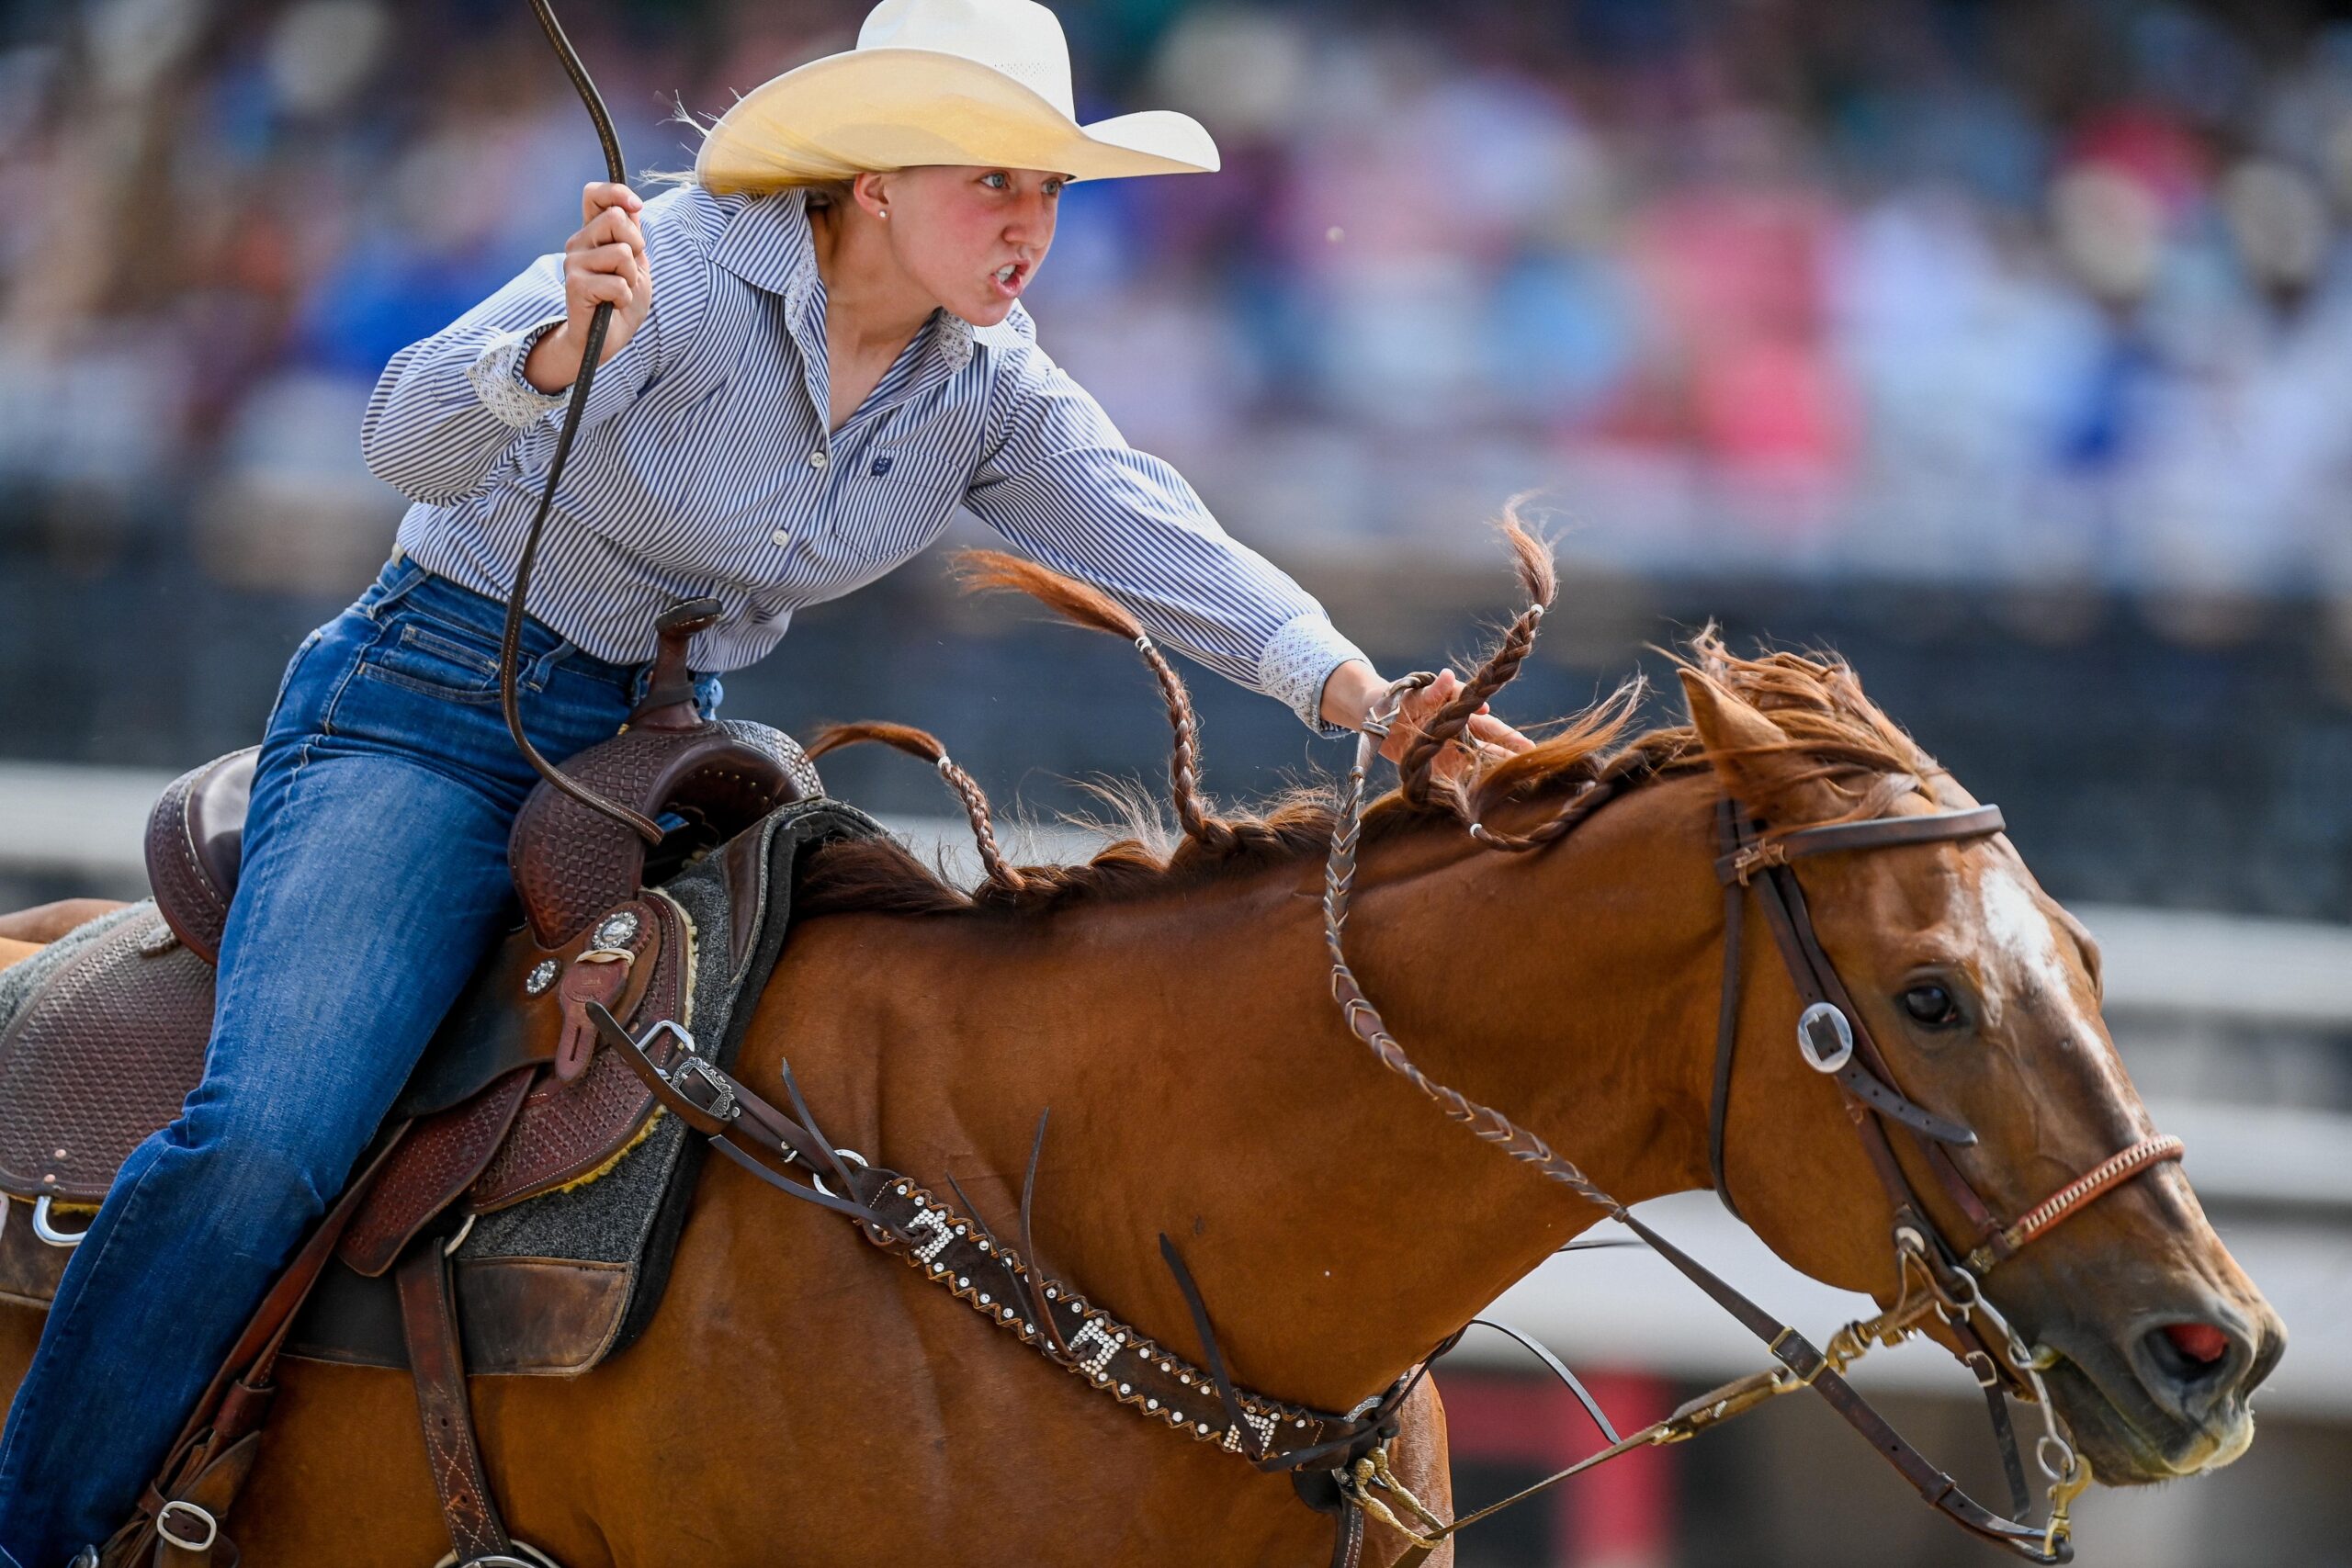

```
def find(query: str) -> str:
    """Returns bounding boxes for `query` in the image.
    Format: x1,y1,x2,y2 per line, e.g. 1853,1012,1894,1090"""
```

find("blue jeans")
0,558,718,1567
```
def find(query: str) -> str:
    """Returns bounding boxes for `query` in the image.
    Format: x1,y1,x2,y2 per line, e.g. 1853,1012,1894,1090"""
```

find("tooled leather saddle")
0,604,831,1567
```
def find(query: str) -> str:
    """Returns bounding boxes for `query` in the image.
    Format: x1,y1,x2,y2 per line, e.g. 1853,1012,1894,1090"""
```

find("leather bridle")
1317,681,2187,1564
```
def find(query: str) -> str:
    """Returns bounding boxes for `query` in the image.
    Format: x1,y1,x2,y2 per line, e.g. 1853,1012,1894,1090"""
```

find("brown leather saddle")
0,604,820,1320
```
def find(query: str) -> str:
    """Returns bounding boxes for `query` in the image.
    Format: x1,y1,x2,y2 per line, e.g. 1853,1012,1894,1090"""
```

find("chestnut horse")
0,552,2281,1566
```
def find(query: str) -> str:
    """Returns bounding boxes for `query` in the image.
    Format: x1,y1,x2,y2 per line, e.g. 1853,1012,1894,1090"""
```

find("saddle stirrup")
32,1193,91,1247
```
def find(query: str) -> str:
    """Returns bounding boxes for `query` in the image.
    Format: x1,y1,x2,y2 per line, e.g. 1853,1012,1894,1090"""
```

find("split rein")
1318,677,2185,1565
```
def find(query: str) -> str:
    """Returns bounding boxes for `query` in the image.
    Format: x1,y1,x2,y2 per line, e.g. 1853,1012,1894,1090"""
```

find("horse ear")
1677,670,1844,824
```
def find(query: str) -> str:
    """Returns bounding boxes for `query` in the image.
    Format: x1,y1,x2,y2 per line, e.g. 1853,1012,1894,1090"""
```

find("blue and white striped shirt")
360,182,1365,729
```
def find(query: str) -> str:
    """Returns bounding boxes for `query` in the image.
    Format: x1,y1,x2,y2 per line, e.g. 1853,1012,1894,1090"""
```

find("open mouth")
991,261,1028,298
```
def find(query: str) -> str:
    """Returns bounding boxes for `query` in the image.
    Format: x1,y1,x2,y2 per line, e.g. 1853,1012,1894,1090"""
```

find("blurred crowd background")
5,4,2352,1565
15,0,2352,587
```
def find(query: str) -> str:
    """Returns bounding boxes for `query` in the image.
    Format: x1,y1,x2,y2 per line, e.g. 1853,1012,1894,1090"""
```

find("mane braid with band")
797,527,1946,919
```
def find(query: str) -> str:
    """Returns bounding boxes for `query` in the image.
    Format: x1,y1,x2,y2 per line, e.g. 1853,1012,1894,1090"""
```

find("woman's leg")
0,747,525,1565
0,563,646,1567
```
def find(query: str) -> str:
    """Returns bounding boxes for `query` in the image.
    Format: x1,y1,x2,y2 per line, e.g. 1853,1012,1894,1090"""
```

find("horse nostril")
2163,1323,2230,1366
2143,1322,2239,1412
2133,1314,2267,1425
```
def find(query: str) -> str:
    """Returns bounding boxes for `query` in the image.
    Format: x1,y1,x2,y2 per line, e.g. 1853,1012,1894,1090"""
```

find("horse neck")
752,773,1732,1414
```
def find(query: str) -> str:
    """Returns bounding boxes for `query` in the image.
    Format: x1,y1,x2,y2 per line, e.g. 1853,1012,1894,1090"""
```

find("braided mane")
796,526,1939,920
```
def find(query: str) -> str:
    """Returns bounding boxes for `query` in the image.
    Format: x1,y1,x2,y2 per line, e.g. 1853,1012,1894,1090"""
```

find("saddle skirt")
0,713,882,1377
0,890,692,1314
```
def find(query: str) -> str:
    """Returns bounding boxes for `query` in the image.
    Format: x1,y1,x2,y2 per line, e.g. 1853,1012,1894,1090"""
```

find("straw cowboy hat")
696,0,1221,191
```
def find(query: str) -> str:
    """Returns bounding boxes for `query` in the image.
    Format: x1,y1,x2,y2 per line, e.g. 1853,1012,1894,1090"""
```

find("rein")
499,15,2177,1555
1316,682,2186,1564
501,0,689,844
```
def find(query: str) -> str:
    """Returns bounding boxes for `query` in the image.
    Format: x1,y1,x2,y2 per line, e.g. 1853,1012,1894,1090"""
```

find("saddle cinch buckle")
652,1026,738,1122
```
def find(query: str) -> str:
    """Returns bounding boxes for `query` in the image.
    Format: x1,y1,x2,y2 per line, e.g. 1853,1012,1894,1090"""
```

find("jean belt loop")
523,638,575,692
362,554,430,622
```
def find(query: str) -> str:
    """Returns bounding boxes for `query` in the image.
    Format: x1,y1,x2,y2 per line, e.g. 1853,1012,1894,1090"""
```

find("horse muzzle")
2036,1296,2284,1483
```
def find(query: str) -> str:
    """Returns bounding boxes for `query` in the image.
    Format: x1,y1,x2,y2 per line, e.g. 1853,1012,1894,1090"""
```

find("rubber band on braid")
806,721,1026,891
1397,512,1558,809
1132,634,1237,852
1465,778,1618,853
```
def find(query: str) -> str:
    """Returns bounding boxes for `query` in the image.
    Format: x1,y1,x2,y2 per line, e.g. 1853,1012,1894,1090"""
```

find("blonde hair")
650,101,870,203
642,168,858,206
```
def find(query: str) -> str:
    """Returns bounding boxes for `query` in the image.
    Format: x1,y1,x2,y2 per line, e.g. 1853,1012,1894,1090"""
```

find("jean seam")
381,605,560,694
398,623,502,677
0,1140,171,1495
348,662,505,706
314,617,390,739
267,628,326,720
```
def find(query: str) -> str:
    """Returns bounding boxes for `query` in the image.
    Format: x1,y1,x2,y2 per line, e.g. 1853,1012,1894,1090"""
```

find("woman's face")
862,165,1066,325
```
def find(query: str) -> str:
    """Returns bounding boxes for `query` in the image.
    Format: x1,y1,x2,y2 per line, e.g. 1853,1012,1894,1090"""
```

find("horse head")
1676,662,2284,1486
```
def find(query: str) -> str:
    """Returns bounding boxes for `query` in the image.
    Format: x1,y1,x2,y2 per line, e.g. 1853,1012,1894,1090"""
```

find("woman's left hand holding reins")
1321,661,1534,786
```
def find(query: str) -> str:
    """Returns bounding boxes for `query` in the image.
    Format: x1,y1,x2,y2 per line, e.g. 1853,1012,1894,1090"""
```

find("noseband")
1318,689,2186,1564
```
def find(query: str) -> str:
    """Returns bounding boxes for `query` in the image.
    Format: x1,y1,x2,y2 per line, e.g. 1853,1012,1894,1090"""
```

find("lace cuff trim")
1258,614,1367,736
467,319,569,429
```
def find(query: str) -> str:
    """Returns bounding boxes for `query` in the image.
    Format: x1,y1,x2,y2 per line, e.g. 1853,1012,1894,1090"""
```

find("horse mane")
796,522,1940,921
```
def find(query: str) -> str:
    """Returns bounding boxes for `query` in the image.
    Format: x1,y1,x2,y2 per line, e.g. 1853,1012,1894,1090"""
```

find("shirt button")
808,450,830,470
772,529,791,547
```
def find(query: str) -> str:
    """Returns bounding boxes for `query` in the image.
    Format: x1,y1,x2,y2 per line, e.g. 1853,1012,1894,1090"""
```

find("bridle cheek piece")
1704,794,2182,1299
1313,682,2186,1565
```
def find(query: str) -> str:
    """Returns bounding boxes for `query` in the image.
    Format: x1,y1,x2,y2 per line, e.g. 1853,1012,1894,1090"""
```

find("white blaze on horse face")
1973,850,2143,1119
1977,860,2079,1006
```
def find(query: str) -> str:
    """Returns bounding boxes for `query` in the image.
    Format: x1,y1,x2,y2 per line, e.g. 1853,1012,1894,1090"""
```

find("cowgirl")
0,2,1523,1561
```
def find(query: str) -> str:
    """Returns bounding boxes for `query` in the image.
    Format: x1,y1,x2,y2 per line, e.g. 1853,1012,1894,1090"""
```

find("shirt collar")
701,186,1029,368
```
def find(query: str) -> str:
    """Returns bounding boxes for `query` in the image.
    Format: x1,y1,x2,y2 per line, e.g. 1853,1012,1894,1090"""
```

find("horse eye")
1902,985,1962,1028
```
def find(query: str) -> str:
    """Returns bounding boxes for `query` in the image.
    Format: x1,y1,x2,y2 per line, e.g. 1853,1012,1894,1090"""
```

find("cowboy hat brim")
695,47,1220,190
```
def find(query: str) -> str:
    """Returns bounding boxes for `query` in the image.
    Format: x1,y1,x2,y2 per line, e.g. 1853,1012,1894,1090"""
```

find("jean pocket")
351,619,504,705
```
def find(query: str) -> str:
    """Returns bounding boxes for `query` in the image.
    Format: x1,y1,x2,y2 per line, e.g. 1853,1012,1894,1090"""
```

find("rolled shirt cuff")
1258,613,1369,736
466,317,570,429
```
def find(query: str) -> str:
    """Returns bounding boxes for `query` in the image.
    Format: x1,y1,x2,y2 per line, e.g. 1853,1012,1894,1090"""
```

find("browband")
1717,804,2007,885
